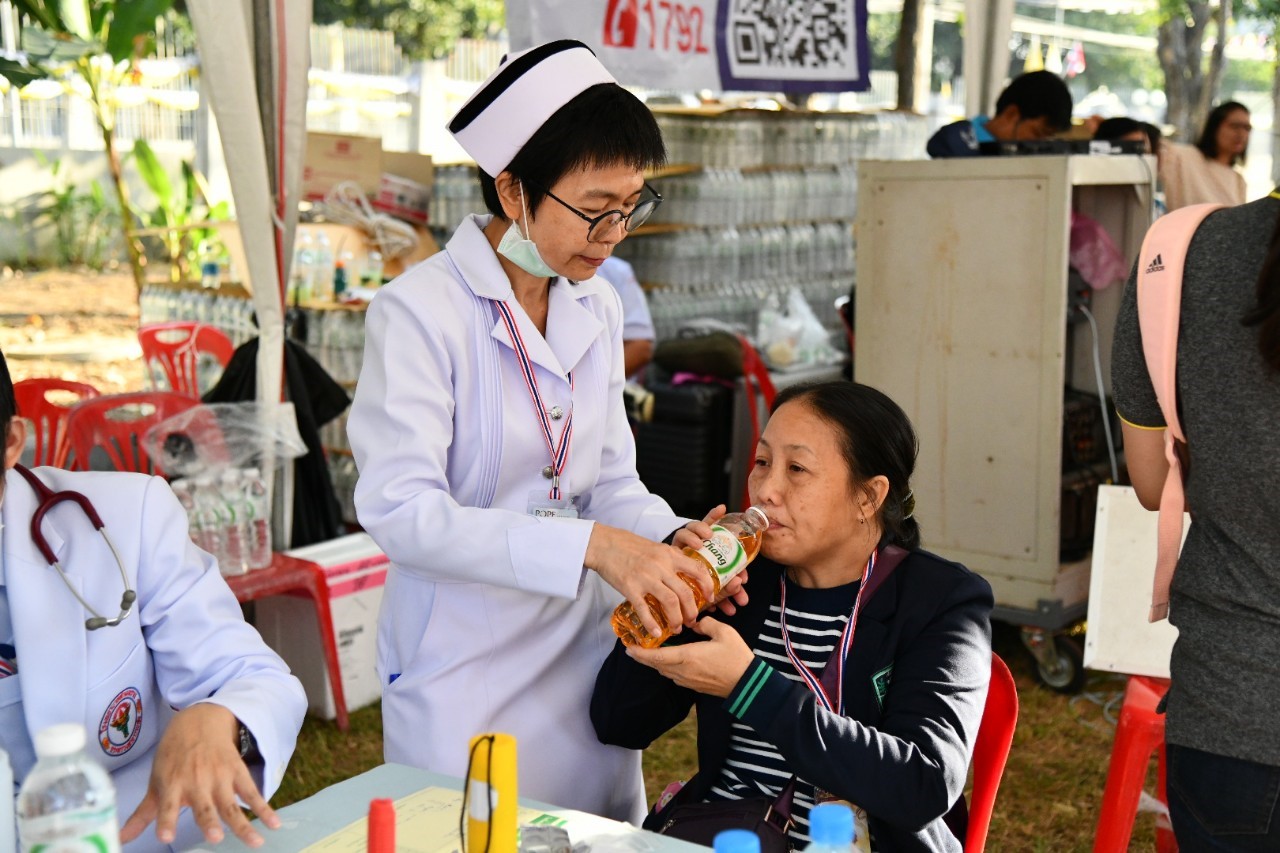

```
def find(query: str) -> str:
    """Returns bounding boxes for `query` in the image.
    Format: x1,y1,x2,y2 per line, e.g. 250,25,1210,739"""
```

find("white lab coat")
348,215,685,823
0,466,306,852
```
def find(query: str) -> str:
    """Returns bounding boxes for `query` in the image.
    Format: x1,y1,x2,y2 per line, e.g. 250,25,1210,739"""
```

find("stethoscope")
12,464,137,630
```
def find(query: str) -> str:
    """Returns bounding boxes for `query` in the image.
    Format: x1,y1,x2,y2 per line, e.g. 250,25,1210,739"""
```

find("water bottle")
198,240,221,290
290,231,316,303
191,476,234,575
611,506,770,649
219,469,251,576
714,830,760,853
803,802,855,853
312,231,335,301
17,724,120,853
243,467,273,570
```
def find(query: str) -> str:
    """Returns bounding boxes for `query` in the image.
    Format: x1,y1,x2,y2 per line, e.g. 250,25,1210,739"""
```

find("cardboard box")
302,132,384,201
374,173,431,226
382,150,434,192
255,533,389,719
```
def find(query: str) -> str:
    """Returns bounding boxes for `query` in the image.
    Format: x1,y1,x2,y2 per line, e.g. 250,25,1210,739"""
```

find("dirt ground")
0,269,146,392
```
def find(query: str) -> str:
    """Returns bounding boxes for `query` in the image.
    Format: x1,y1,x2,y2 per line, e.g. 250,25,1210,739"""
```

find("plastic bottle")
611,506,769,648
360,251,384,288
243,467,273,570
219,469,251,576
312,231,335,301
333,253,350,298
803,802,855,853
191,475,234,575
715,829,760,853
198,240,221,290
17,724,120,853
290,231,316,303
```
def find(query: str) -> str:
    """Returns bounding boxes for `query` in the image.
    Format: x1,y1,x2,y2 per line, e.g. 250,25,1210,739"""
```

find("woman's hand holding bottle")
586,525,714,638
674,505,750,617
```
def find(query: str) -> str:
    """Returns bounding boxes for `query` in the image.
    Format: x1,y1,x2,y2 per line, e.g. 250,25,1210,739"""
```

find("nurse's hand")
120,703,279,849
625,616,754,697
587,524,713,636
673,504,749,616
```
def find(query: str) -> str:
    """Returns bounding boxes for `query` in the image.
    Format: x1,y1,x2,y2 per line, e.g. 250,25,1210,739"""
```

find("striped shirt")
705,575,860,845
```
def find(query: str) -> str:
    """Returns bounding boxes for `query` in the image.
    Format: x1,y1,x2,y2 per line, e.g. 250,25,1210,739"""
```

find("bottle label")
21,805,121,853
694,525,747,583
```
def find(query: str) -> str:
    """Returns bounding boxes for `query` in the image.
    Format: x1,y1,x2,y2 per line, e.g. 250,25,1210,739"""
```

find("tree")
312,0,504,60
0,0,175,293
895,0,925,111
1156,0,1231,142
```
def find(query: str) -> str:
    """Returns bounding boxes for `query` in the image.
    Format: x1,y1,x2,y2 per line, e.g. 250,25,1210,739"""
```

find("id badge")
814,793,871,852
527,491,581,519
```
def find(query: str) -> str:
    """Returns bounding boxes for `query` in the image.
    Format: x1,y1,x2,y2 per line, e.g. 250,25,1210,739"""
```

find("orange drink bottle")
611,506,769,648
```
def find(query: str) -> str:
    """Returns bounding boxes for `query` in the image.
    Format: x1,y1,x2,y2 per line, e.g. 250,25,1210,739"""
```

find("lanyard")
778,549,877,715
494,300,574,500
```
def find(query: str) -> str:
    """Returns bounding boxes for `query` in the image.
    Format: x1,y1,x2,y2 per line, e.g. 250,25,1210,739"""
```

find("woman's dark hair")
1141,122,1163,156
0,348,14,431
1093,117,1143,143
1241,199,1280,373
1196,101,1249,166
772,380,921,550
478,83,666,218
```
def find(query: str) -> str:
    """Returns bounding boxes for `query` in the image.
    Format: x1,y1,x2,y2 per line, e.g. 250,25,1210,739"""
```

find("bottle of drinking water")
17,724,120,853
243,467,273,570
219,469,251,577
191,475,235,575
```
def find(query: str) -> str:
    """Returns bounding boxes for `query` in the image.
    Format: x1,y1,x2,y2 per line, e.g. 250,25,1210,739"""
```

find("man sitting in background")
927,70,1074,158
598,256,656,379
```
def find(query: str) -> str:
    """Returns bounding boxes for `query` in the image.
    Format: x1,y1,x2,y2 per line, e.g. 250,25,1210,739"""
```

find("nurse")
347,40,716,822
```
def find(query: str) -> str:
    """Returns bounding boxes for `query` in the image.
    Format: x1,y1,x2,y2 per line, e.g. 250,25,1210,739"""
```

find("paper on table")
300,785,626,853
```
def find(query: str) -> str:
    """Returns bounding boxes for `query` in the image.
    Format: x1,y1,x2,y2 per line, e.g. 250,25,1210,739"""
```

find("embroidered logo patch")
871,664,894,710
99,687,143,756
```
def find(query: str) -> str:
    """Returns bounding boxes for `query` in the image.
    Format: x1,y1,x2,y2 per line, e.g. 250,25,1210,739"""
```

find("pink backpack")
1136,203,1223,622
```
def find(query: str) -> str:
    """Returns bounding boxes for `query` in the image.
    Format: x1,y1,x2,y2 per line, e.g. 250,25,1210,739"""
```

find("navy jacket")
591,549,993,853
926,119,983,158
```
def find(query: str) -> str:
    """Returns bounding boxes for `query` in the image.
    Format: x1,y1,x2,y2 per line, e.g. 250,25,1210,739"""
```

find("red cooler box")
256,533,388,719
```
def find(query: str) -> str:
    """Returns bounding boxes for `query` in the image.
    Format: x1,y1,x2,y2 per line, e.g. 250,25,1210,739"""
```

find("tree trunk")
895,0,924,111
100,120,146,296
1156,1,1230,143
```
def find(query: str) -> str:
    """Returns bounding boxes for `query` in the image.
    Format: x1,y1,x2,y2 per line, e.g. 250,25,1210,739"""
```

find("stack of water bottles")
171,468,273,576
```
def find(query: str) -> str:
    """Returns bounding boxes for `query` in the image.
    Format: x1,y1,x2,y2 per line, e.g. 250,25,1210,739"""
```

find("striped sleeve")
724,656,792,722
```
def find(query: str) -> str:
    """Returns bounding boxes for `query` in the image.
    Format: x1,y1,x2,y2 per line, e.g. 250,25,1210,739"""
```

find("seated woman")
591,381,993,852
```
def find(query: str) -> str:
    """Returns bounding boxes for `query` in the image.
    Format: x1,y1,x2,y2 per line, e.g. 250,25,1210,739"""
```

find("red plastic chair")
138,322,235,399
1093,675,1178,853
64,392,198,475
13,378,100,467
966,653,1019,853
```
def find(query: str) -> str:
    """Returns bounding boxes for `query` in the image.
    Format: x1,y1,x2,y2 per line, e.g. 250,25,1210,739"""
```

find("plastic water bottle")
715,830,760,853
219,469,251,576
290,231,316,303
198,241,221,290
17,724,120,853
191,475,235,575
243,467,273,570
803,802,855,853
312,231,335,301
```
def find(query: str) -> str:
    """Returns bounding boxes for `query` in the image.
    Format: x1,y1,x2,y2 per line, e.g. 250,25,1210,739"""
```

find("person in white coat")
347,40,735,824
0,349,306,851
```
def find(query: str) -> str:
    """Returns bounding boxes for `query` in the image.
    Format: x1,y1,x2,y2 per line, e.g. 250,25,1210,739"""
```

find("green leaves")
0,55,47,87
132,138,175,223
105,0,174,63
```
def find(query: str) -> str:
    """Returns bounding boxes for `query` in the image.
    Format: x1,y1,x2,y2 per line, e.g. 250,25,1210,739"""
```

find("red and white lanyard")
494,300,574,500
778,549,877,715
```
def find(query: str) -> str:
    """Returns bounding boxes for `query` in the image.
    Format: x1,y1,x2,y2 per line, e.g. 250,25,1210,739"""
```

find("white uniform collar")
445,214,606,302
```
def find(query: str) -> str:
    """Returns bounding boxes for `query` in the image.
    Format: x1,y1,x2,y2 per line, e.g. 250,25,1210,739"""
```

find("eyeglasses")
535,182,663,242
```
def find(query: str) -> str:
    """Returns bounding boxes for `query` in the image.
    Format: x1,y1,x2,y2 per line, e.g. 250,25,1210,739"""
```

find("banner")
507,0,870,93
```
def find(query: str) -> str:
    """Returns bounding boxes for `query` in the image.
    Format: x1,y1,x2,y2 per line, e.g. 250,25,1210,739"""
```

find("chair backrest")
137,322,235,399
966,653,1019,853
64,391,198,475
12,378,100,467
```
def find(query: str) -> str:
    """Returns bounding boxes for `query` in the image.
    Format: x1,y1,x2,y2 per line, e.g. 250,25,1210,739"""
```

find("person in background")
593,381,993,852
1112,193,1280,848
598,255,655,379
0,347,306,852
926,70,1074,158
1093,116,1154,153
1159,101,1250,210
347,40,736,824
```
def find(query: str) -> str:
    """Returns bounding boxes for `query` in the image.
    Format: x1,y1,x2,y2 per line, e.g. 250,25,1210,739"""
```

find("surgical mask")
497,185,558,279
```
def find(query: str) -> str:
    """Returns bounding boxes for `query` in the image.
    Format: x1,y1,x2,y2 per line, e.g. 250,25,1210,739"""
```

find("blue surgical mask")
497,185,558,278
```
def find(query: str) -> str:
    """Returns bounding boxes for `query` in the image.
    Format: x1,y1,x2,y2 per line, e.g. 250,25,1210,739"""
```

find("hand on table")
626,616,755,697
672,504,750,616
120,703,277,849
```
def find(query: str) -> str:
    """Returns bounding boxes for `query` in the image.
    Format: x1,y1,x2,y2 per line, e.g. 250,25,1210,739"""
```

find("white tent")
186,0,312,544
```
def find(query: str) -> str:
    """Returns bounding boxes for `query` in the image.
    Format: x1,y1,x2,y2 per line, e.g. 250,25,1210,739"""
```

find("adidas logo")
1146,253,1165,273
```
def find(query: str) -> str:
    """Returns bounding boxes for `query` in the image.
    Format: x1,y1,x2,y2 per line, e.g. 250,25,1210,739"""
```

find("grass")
274,625,1162,852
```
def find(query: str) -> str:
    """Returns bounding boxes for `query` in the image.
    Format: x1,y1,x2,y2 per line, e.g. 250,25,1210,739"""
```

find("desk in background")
191,763,705,853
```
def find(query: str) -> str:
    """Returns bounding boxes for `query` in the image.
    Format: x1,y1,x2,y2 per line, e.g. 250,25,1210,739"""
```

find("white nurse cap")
447,40,617,177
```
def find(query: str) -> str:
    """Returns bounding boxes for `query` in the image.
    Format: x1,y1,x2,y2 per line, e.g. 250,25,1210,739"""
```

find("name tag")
527,492,581,519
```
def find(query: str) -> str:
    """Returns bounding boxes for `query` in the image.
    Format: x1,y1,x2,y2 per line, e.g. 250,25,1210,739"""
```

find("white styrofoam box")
256,533,388,719
1084,485,1185,680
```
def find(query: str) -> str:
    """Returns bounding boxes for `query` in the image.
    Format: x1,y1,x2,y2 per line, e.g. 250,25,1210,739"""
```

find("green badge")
871,664,894,710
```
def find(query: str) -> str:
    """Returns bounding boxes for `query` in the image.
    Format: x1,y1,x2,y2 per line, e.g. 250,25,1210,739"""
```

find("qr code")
726,0,855,71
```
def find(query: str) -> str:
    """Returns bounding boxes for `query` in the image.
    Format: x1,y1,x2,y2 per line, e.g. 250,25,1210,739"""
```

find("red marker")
368,798,395,853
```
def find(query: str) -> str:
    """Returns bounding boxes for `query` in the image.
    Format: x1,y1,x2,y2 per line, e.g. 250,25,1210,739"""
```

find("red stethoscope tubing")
13,464,137,630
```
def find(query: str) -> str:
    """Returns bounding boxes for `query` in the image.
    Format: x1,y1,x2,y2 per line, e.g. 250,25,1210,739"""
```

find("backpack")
1135,202,1223,622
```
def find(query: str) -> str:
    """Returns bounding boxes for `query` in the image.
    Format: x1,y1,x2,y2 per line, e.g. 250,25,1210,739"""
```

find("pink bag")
1135,203,1223,622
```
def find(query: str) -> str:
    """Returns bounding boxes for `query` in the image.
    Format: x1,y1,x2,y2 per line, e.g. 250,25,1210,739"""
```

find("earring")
858,516,866,525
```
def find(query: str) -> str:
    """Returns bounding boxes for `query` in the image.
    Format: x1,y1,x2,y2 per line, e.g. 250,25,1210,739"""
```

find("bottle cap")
34,723,87,758
713,829,760,853
809,802,854,846
367,798,395,853
745,506,770,529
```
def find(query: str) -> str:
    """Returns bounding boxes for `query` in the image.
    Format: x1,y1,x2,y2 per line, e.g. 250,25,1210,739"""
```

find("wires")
1077,303,1121,484
317,180,419,260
